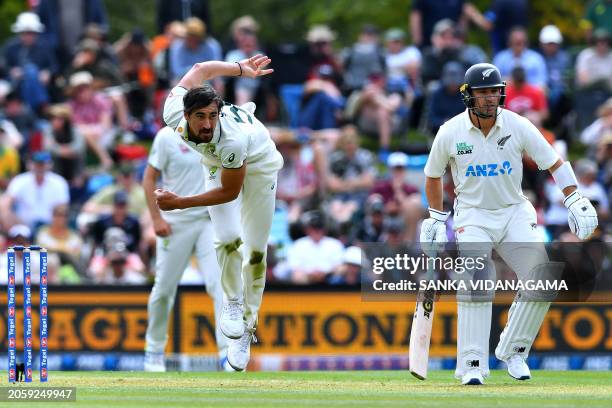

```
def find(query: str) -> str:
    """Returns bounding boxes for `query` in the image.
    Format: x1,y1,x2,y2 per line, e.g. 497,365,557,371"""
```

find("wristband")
428,207,450,222
552,161,578,191
236,62,243,76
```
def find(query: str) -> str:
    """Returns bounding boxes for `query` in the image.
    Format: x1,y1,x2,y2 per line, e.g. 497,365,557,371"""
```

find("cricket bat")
409,268,436,380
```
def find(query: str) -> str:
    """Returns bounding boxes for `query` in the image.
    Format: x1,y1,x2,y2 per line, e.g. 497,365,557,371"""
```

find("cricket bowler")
420,63,598,385
155,55,283,371
143,126,228,372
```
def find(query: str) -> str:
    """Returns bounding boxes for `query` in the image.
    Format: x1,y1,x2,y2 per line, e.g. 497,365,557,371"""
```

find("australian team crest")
206,144,216,156
209,166,218,180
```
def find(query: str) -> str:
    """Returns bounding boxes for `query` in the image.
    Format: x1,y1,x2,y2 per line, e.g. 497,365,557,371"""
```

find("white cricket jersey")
148,126,209,221
424,108,559,211
163,86,283,174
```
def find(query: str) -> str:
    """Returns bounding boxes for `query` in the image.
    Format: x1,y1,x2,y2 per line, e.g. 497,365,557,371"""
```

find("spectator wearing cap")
305,25,343,85
68,71,114,169
493,26,548,88
88,190,142,259
420,19,462,85
35,203,84,283
168,17,222,87
36,0,107,69
581,0,612,42
225,16,264,106
0,224,41,285
0,151,69,232
329,246,363,285
326,126,376,224
286,211,345,284
426,61,466,134
581,98,612,155
2,12,58,111
410,0,491,48
341,24,386,94
384,28,422,92
538,25,571,126
0,122,20,191
504,66,549,122
89,226,146,284
351,196,386,244
575,28,612,92
370,152,423,242
42,104,86,188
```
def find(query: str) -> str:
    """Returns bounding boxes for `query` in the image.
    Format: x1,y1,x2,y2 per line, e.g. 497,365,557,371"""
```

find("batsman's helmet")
460,63,506,114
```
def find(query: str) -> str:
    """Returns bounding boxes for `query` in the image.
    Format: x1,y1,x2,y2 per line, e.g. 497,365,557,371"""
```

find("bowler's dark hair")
183,84,223,114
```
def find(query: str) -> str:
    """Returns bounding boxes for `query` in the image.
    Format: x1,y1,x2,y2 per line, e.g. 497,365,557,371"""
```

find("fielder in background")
155,55,283,371
142,126,228,372
421,63,598,385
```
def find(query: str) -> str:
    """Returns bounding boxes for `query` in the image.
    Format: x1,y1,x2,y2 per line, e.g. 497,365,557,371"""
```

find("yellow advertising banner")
1,288,611,356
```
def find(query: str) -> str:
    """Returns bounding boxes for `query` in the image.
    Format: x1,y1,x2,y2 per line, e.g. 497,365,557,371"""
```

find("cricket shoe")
144,351,166,372
220,301,245,339
227,328,257,371
219,356,237,372
506,355,531,380
461,368,485,385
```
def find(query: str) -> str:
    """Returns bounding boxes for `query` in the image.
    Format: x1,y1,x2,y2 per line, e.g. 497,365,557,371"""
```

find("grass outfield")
1,370,611,407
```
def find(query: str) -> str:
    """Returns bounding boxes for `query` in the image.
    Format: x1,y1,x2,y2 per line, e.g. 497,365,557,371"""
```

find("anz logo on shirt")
465,161,513,177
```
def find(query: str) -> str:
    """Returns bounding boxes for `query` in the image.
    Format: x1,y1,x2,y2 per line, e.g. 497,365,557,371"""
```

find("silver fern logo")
482,68,496,79
497,134,512,150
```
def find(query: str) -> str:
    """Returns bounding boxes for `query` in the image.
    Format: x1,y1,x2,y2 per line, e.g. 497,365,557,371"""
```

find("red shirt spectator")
505,66,548,121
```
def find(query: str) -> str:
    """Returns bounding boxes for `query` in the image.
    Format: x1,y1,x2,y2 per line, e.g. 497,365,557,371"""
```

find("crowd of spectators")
0,0,609,287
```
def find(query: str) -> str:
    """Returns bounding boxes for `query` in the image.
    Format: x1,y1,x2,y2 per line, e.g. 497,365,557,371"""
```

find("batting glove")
420,208,450,257
564,191,598,240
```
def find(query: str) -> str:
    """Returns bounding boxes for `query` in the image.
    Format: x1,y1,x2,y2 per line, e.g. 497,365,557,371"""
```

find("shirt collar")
463,108,504,132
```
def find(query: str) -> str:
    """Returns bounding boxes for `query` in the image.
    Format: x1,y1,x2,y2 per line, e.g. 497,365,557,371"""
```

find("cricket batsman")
155,55,283,371
143,125,228,372
421,63,598,385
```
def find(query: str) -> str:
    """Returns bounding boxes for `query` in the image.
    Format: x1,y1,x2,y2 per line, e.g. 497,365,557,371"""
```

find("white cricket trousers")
145,215,227,358
205,169,278,331
454,200,551,378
